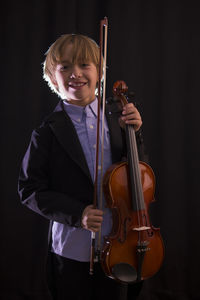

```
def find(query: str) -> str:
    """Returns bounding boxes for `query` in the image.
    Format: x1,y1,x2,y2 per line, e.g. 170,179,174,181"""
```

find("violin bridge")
132,226,151,231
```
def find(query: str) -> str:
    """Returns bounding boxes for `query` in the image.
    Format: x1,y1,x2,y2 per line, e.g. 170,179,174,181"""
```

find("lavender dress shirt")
51,98,113,262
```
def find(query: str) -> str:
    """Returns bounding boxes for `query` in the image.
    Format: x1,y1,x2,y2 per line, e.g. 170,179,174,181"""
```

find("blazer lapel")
47,102,93,183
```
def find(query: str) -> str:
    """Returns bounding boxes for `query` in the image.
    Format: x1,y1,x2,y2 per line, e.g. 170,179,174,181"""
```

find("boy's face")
53,43,98,106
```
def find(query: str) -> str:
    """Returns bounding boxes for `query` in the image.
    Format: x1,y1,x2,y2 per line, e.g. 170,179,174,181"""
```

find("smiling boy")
19,34,144,300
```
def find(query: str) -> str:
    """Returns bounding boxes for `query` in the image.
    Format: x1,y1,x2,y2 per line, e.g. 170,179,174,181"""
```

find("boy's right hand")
81,205,103,232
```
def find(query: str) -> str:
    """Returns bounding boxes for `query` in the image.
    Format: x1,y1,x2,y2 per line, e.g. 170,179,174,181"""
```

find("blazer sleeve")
18,125,87,227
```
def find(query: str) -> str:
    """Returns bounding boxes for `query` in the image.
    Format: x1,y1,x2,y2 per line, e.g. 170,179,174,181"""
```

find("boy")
18,34,144,300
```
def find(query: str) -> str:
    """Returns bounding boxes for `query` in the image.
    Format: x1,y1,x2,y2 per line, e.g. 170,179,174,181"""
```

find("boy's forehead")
59,43,75,61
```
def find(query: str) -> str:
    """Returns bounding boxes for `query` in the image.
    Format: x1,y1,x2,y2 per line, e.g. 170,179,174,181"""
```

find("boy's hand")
81,205,103,232
119,103,142,131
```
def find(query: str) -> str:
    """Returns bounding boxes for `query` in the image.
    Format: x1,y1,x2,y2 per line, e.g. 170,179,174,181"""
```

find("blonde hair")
43,34,101,98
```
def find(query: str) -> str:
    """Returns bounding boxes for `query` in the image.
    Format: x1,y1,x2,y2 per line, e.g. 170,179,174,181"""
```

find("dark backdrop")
1,0,200,299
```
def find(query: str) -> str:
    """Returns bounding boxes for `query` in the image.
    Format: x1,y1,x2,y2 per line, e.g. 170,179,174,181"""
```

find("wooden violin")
100,80,165,283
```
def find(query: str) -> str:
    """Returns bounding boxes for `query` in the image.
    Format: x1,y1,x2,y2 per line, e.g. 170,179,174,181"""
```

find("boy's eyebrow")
59,60,71,64
58,59,91,65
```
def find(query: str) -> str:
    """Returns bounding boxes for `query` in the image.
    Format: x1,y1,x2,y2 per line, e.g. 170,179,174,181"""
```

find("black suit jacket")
18,100,146,232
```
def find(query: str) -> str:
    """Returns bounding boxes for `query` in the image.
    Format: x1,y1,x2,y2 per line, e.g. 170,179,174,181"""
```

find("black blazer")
18,100,146,231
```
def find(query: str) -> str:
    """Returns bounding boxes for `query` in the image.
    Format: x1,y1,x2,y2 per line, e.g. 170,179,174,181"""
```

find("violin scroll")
113,80,130,107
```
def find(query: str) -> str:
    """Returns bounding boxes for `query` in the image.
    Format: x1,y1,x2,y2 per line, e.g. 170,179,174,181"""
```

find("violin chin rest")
112,263,137,283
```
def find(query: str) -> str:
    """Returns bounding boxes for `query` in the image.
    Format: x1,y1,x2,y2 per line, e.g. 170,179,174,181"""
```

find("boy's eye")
81,63,90,67
60,65,69,71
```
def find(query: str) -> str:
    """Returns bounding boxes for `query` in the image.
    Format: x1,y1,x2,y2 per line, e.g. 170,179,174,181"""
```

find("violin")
100,80,165,283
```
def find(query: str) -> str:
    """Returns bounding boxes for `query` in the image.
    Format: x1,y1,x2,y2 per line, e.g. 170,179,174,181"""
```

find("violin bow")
90,16,108,275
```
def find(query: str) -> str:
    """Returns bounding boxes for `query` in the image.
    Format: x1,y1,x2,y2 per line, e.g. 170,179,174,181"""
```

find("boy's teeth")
69,83,85,87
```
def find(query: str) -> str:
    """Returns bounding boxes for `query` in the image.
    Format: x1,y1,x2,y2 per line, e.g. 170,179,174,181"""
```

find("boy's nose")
70,65,82,78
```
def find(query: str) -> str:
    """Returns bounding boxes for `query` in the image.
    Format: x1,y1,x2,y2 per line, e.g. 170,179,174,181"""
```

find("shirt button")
93,144,96,148
89,125,94,129
77,118,81,122
98,165,101,170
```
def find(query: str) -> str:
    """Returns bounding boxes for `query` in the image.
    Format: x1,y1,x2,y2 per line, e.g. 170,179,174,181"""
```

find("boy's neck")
64,97,96,107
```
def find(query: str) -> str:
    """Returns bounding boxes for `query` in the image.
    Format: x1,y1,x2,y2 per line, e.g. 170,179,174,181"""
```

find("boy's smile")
68,82,86,88
52,43,98,106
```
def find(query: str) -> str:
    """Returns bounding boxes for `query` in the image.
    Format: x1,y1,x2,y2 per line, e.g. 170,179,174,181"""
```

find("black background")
1,0,200,299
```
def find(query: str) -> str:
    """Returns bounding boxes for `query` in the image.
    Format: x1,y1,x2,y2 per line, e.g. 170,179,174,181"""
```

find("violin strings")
127,125,145,228
127,125,142,247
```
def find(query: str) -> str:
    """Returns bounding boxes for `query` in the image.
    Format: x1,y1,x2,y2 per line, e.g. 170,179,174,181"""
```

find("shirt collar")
85,97,98,118
63,98,98,122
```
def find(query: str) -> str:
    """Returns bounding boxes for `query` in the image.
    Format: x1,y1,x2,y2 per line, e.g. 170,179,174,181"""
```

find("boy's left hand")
119,103,142,131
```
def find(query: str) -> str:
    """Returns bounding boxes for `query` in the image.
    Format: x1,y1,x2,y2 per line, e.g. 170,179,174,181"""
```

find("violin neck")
125,124,145,211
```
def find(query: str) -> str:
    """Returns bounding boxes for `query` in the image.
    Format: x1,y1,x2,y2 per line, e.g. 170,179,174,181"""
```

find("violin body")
101,160,164,283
